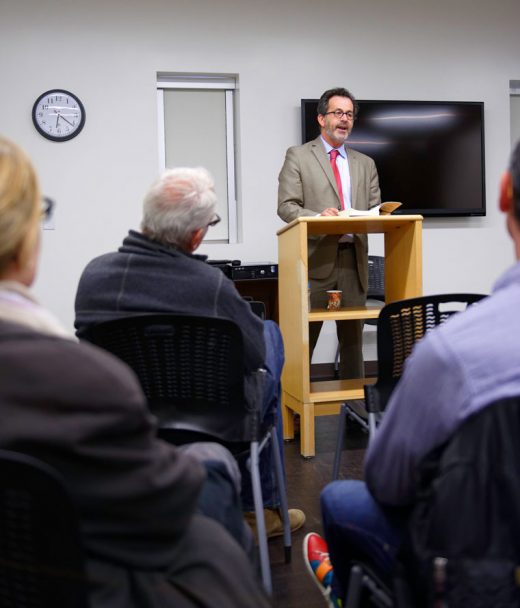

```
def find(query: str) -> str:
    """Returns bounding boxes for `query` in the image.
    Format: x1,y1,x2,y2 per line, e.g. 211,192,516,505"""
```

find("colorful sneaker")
303,532,342,608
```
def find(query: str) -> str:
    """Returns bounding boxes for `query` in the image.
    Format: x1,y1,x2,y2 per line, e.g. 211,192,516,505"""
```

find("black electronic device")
228,263,278,281
206,260,231,278
206,259,242,266
301,98,486,217
208,260,278,281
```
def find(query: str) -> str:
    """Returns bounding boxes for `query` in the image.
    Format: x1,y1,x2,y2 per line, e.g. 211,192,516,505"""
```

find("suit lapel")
310,137,341,204
346,147,358,208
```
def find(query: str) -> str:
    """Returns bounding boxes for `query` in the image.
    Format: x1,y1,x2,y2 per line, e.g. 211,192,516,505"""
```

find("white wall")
1,0,519,332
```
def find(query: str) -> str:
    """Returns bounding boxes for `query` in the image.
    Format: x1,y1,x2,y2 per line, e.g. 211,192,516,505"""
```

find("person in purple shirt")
303,139,520,607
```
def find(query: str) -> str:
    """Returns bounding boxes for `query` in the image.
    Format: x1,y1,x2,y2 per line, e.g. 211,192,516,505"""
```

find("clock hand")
59,114,74,127
55,113,60,128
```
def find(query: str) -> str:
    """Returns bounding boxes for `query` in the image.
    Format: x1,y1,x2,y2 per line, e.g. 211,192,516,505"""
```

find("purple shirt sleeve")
364,329,471,506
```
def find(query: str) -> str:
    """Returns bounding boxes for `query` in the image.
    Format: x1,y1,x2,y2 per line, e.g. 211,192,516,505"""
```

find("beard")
324,123,350,146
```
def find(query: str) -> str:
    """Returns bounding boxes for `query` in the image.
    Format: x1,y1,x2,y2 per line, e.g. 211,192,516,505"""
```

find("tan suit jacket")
277,136,381,291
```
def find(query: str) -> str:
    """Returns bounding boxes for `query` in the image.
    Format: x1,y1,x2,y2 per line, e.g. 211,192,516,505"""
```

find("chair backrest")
82,314,262,442
365,255,385,327
403,395,520,606
0,450,88,608
241,296,267,320
367,294,486,413
367,255,385,301
248,300,267,320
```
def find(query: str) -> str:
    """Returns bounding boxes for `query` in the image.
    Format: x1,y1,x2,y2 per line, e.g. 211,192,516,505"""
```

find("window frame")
157,73,238,244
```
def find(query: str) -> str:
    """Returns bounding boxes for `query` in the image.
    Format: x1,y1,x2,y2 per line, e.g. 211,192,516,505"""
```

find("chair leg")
346,563,394,608
368,412,378,445
270,428,292,563
346,564,363,608
345,405,369,433
249,440,272,595
334,343,340,377
332,403,348,480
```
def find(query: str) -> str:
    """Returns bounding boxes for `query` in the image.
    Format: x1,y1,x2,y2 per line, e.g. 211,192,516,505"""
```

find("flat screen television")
301,99,486,217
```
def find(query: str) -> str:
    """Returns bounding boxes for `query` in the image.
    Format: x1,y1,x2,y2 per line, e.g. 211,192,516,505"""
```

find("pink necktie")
329,149,344,210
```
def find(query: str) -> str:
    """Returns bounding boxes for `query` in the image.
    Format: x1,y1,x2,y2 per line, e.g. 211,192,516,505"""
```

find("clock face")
32,90,85,141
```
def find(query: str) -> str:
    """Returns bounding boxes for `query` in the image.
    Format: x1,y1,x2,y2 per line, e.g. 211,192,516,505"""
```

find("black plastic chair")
0,449,88,608
345,394,520,607
366,255,385,326
242,297,267,320
81,313,290,595
332,293,487,480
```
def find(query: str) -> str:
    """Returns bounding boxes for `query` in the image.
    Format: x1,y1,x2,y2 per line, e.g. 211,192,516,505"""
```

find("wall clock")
32,89,86,141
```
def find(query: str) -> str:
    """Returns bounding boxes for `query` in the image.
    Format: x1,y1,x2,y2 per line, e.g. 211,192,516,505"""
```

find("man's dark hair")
317,87,359,118
511,140,520,221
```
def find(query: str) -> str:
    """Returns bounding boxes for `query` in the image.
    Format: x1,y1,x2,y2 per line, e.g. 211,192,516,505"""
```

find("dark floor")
270,405,368,608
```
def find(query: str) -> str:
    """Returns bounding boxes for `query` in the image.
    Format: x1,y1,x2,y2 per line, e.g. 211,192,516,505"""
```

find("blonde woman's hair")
0,137,40,276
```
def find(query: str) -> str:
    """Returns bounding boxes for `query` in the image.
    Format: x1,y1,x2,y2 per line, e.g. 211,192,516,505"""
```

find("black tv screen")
301,99,486,217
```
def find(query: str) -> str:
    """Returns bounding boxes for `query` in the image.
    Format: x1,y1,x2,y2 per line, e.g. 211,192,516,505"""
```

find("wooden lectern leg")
282,392,295,440
300,401,315,458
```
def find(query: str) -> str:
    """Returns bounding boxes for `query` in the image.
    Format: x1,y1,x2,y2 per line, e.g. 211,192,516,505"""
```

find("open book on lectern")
338,202,402,217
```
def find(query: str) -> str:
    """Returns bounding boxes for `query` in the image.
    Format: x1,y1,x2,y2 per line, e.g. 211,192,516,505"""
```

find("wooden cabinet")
277,215,423,457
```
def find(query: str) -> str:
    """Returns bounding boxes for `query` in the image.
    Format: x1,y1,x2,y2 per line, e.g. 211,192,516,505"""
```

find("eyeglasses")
207,214,221,228
42,197,55,222
324,110,355,121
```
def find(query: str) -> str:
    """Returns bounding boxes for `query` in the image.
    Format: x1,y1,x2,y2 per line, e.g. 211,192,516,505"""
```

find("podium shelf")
310,377,376,402
308,305,382,322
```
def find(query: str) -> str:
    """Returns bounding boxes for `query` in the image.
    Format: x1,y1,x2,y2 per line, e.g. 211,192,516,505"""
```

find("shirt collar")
320,136,347,159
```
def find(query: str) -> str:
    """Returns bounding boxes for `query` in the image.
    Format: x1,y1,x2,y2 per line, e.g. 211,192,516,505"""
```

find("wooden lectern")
277,215,423,457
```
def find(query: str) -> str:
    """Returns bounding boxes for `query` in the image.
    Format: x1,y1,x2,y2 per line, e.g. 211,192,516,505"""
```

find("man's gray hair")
141,167,217,248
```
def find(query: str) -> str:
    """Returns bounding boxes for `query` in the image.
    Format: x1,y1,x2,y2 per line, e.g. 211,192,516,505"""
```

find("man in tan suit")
278,87,381,379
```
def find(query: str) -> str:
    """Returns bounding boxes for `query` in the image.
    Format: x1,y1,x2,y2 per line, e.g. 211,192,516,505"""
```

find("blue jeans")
240,320,286,511
321,480,408,601
179,443,254,555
